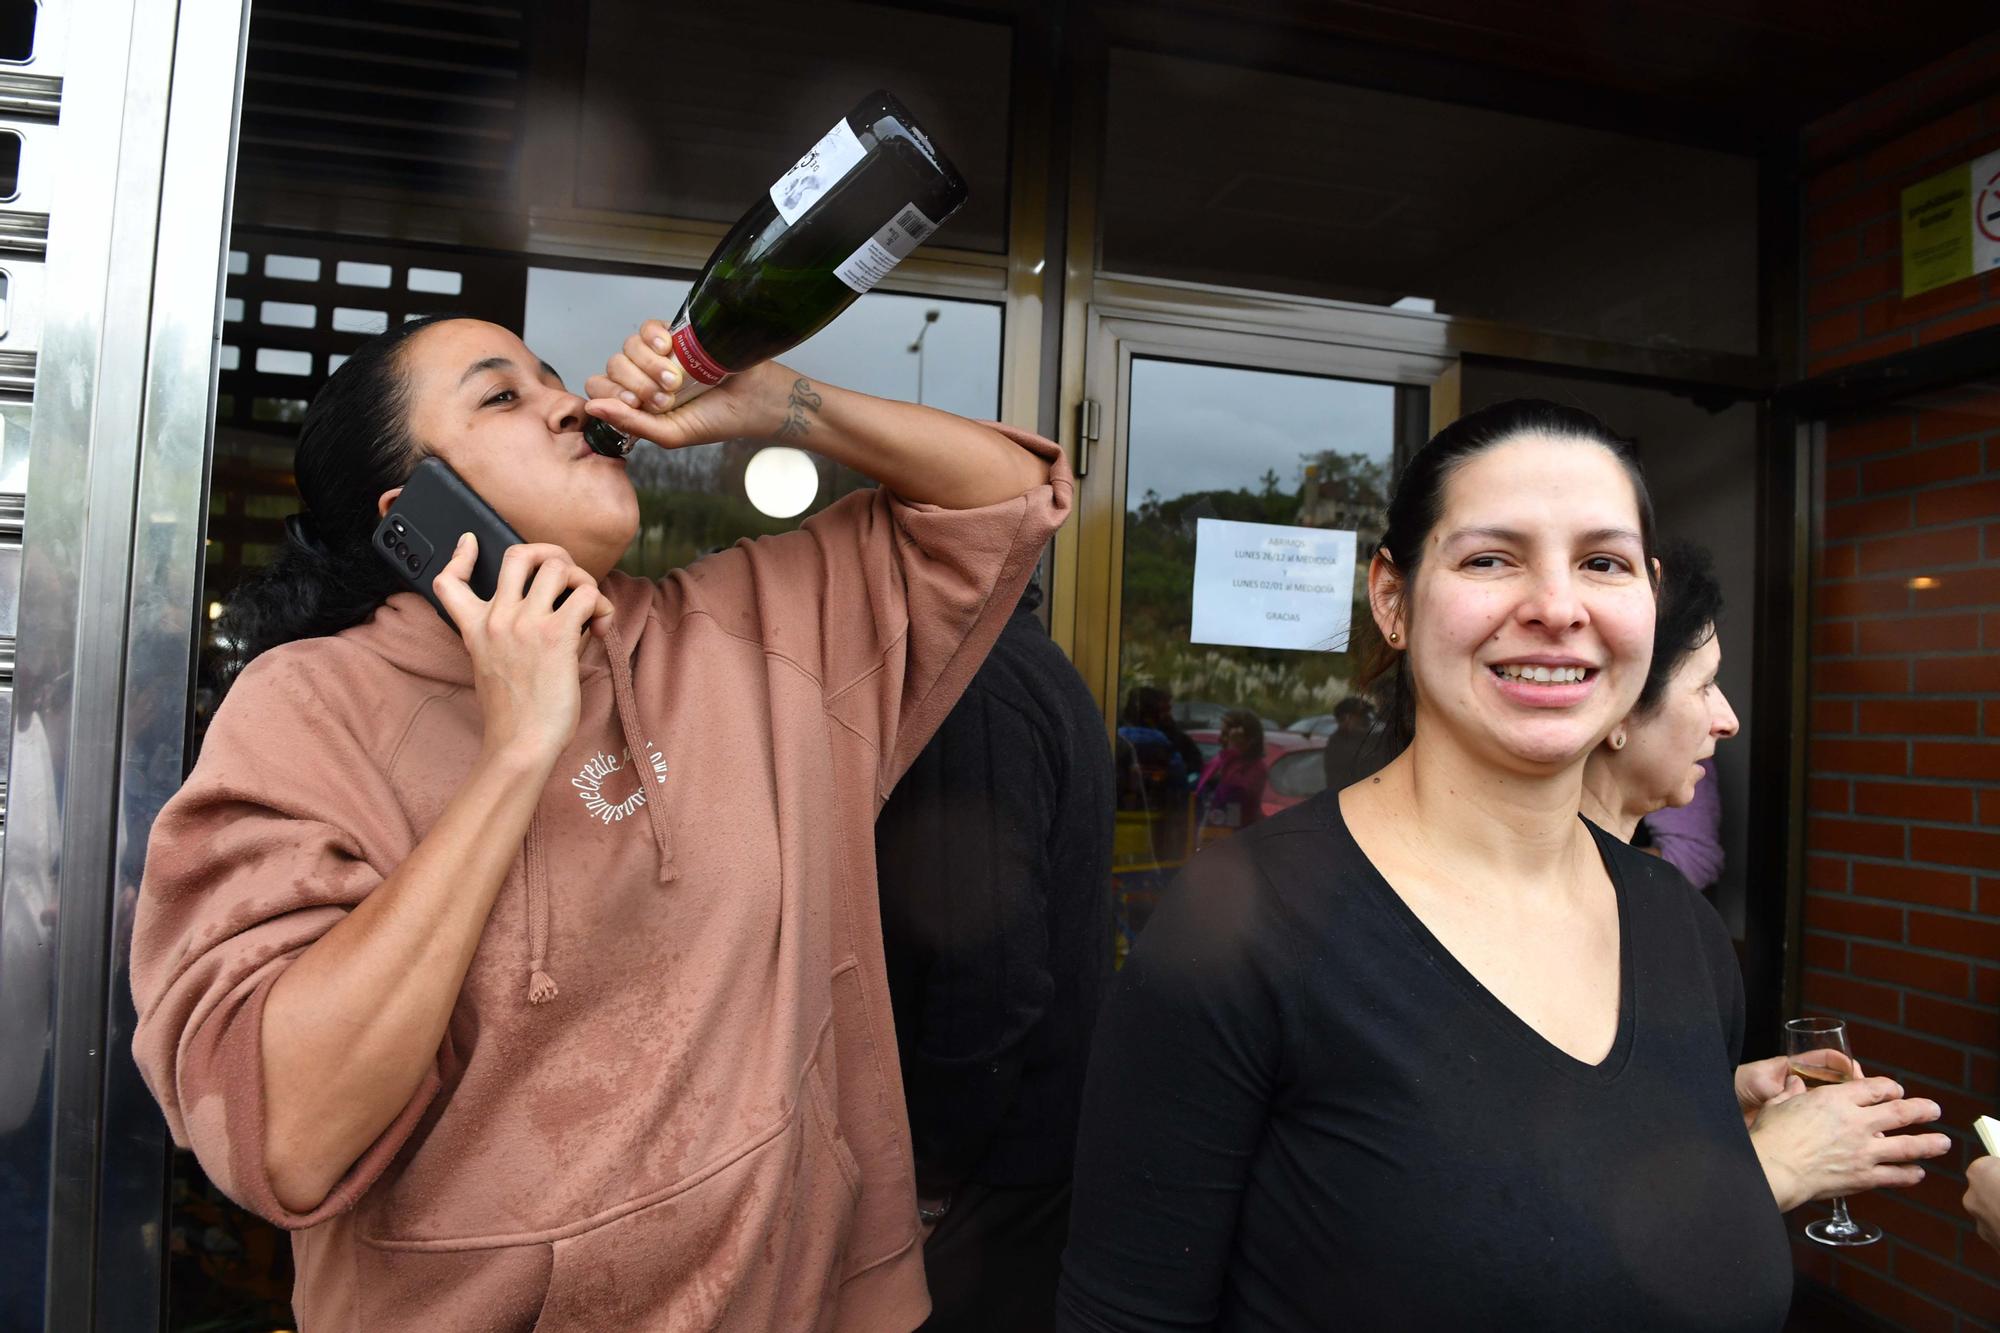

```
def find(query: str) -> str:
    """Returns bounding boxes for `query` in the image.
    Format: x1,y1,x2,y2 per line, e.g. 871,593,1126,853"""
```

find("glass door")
1060,310,1456,959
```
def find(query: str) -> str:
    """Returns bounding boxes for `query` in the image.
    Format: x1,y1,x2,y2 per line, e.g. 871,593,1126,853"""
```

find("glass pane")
577,0,1011,253
1113,356,1422,957
523,265,1001,576
0,1,36,64
0,130,20,204
1103,49,1758,355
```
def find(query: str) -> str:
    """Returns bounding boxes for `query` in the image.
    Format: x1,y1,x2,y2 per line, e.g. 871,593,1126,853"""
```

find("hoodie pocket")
528,1050,863,1333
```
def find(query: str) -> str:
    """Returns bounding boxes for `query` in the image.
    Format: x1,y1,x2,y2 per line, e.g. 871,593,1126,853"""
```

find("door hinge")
1075,397,1101,477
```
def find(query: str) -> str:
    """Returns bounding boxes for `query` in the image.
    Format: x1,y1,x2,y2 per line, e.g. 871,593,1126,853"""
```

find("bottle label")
769,116,868,226
832,203,940,294
670,319,730,386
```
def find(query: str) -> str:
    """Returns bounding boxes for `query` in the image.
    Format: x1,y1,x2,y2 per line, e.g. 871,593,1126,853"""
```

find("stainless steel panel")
0,0,188,1325
0,71,60,123
0,540,20,638
0,685,10,825
0,258,45,351
0,349,31,399
97,0,250,1326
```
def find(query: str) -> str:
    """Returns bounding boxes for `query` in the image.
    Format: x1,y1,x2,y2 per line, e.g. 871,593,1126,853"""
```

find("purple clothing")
1195,751,1267,845
1642,757,1724,890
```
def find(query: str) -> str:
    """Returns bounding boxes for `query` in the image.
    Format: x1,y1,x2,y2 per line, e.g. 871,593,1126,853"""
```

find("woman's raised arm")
583,323,1049,510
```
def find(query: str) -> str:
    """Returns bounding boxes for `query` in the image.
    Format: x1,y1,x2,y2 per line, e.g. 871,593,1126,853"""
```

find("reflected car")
1175,700,1283,733
1286,713,1341,737
1189,728,1314,765
1262,738,1331,818
1171,699,1230,730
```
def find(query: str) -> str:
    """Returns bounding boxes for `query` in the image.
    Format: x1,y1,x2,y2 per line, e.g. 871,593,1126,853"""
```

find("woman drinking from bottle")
131,313,1067,1332
1058,401,1793,1332
1578,541,1949,1222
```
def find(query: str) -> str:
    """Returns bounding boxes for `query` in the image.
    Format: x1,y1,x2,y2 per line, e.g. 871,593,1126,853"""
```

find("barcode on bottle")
893,206,936,244
834,203,942,294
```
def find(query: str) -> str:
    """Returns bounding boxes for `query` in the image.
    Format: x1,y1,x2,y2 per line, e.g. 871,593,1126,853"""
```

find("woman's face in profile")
1396,434,1657,773
1618,632,1738,812
394,319,641,577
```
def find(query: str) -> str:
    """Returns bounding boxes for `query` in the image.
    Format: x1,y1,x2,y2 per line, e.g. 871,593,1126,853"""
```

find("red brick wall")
1802,27,2000,378
1797,39,2000,1333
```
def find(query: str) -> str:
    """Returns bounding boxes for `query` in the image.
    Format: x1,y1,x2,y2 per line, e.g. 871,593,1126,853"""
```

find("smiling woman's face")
385,319,640,577
1381,433,1657,774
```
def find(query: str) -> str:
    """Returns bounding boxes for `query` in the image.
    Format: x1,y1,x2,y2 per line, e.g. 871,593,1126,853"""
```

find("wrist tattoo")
774,377,823,441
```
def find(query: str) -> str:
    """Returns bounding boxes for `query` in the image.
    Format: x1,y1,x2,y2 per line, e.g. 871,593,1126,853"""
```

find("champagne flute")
1784,1016,1883,1246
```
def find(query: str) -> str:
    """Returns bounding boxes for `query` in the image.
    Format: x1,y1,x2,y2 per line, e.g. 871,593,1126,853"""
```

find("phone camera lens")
406,555,421,572
382,531,396,547
395,542,408,558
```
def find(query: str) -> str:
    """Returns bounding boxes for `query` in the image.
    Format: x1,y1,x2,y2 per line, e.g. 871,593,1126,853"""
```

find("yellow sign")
1903,163,1971,297
1901,148,2000,298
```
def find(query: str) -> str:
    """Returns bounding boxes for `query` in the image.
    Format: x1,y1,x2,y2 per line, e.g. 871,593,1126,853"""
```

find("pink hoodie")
131,426,1070,1331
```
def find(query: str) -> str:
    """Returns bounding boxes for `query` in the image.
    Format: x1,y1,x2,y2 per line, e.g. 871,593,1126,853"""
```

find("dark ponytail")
1356,398,1659,744
217,313,466,684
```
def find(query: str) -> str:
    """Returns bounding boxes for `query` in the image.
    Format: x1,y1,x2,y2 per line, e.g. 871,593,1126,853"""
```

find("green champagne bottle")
585,89,967,458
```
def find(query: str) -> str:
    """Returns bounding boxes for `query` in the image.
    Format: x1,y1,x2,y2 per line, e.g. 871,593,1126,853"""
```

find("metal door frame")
1062,302,1459,721
0,0,250,1327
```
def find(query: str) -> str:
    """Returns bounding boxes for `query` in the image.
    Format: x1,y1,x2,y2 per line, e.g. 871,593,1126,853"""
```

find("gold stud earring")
1388,630,1401,645
1610,733,1626,750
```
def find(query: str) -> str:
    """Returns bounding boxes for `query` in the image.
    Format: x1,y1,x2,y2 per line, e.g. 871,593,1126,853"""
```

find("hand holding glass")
1784,1017,1883,1246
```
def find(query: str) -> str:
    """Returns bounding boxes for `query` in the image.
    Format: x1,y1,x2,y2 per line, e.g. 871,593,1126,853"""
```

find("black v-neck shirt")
1056,790,1791,1332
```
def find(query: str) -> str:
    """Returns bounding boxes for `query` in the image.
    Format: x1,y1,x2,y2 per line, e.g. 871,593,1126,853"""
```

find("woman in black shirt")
1058,402,1795,1332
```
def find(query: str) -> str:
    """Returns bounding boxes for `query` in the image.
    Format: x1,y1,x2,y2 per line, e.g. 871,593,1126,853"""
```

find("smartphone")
372,456,522,627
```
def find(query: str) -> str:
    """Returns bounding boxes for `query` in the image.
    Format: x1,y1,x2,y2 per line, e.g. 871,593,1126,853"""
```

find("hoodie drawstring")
600,620,678,886
524,812,558,1004
519,619,677,1005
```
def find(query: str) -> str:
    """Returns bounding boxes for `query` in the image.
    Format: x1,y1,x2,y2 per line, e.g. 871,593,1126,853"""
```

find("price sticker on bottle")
833,204,939,294
770,117,869,225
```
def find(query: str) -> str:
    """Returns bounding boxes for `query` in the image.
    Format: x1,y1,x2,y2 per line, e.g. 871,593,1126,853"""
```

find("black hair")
1633,540,1722,716
216,312,470,682
1357,399,1660,743
1121,684,1171,729
1333,695,1374,722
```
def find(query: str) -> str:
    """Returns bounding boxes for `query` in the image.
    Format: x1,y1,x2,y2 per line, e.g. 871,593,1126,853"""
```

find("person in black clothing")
1318,693,1396,791
1582,542,1947,1213
1058,402,1796,1332
1141,687,1206,785
877,579,1114,1333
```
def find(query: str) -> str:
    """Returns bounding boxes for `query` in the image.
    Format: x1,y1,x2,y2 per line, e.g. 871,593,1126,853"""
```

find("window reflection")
1112,357,1418,958
1104,49,1758,354
523,266,1001,577
576,0,1012,253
